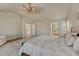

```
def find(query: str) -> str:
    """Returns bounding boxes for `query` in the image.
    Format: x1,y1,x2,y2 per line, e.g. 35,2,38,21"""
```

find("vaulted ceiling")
0,3,78,20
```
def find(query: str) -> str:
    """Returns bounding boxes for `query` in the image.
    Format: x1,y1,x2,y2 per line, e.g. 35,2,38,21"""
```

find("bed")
19,35,77,56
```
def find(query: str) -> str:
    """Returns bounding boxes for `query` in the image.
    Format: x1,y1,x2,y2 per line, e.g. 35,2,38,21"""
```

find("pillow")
66,32,72,39
73,37,79,51
72,33,77,37
65,37,75,47
76,33,79,36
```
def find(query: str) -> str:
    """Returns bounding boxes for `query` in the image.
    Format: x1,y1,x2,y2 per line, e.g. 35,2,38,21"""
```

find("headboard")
71,26,79,33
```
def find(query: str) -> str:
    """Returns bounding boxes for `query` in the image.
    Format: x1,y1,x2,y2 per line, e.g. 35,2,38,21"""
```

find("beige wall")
31,19,66,36
33,20,51,36
0,12,22,36
22,14,67,36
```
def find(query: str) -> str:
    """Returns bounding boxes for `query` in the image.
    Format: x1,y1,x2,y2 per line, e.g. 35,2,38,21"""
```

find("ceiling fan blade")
22,3,37,14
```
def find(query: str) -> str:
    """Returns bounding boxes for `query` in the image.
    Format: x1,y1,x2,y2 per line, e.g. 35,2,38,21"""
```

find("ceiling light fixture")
22,3,37,14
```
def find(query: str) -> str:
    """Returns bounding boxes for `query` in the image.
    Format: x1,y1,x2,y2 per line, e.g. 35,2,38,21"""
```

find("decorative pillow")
65,37,75,47
66,32,72,39
72,33,77,37
73,37,79,51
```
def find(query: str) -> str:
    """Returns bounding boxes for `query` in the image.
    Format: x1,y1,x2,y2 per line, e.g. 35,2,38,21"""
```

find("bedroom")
0,3,79,56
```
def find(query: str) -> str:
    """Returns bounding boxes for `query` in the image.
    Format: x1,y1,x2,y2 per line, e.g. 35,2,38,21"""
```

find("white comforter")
19,35,77,56
73,37,79,51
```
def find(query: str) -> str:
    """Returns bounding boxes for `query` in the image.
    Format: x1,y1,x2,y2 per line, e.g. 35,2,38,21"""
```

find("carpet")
0,39,27,56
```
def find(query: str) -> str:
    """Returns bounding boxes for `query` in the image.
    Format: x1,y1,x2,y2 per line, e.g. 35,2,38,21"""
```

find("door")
25,24,36,39
51,21,59,37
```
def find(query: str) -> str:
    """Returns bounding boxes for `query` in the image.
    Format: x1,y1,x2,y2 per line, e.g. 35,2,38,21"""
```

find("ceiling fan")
22,3,37,14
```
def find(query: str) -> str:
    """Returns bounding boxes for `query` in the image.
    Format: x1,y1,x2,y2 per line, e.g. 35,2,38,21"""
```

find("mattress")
19,35,77,56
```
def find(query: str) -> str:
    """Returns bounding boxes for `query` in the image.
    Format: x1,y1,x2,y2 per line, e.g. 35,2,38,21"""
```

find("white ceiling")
0,3,22,12
0,3,72,13
0,3,78,19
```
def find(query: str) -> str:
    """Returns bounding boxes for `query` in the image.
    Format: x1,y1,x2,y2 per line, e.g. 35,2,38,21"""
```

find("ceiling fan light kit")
22,3,37,14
